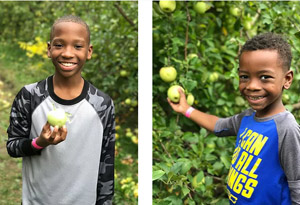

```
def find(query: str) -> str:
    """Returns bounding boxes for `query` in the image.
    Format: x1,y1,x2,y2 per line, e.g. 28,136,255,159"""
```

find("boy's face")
239,50,293,118
47,22,93,79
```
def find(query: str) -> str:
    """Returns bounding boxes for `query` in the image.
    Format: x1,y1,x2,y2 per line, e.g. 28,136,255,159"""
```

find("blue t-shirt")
215,109,300,204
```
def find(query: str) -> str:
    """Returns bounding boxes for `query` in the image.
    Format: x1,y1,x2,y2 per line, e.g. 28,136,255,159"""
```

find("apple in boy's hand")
159,1,176,13
168,85,184,103
47,108,68,128
159,66,177,82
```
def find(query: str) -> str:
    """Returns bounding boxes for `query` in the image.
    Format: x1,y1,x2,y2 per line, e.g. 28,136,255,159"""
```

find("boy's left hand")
35,122,68,148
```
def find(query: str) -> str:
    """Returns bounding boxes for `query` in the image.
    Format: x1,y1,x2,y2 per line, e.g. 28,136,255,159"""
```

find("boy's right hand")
167,88,190,115
35,122,68,148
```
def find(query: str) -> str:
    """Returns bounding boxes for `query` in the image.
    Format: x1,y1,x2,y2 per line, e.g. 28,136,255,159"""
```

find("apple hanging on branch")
230,7,241,17
194,2,210,14
187,94,195,106
159,1,176,13
159,66,177,82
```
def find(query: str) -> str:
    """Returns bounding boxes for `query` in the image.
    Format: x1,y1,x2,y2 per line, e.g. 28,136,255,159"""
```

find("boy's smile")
47,21,93,78
239,50,293,118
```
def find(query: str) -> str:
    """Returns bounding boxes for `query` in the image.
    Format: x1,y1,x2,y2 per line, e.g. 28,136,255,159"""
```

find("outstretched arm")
168,88,219,132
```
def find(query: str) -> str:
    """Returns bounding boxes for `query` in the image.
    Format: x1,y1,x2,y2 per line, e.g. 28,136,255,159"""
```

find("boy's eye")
54,44,63,48
260,75,272,80
75,45,83,49
239,75,249,80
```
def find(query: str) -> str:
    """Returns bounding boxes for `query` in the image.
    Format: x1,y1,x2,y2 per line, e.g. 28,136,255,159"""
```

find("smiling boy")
7,15,115,205
168,33,300,204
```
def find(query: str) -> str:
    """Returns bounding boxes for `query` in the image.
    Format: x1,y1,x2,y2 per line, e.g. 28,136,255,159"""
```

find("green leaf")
295,31,300,40
183,132,198,143
170,162,183,175
181,185,190,197
180,161,192,174
220,155,231,169
179,78,198,92
153,170,165,181
163,195,182,204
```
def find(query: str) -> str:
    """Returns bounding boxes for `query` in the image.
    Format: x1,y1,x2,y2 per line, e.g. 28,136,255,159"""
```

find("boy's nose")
246,79,261,91
61,47,74,58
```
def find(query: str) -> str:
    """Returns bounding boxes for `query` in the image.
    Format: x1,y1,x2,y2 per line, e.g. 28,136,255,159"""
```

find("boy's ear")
87,44,93,60
47,42,51,58
283,70,293,90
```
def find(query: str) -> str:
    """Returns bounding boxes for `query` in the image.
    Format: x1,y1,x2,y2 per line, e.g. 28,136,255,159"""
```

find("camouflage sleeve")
96,99,115,204
6,87,41,157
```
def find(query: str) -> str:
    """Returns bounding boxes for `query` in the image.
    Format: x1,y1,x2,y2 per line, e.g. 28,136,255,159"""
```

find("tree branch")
293,102,300,110
159,140,175,164
114,2,137,31
184,1,191,61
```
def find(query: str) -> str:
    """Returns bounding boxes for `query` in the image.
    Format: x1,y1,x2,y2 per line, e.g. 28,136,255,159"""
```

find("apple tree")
153,1,300,204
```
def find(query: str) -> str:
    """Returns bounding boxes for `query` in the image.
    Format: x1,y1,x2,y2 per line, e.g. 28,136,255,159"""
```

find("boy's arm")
168,88,246,136
6,87,42,157
279,121,300,204
168,88,219,132
96,99,115,205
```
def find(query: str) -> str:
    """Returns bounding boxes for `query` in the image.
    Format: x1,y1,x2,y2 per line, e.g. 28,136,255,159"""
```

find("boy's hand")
35,122,68,148
167,88,190,115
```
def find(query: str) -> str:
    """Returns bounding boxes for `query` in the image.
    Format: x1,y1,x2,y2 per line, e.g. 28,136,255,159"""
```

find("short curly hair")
239,33,292,71
50,15,90,44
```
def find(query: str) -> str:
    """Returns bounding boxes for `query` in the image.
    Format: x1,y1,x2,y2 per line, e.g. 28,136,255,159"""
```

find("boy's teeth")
61,63,75,67
249,96,263,100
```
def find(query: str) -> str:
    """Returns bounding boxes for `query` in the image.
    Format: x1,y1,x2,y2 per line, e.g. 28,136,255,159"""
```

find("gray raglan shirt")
7,75,115,205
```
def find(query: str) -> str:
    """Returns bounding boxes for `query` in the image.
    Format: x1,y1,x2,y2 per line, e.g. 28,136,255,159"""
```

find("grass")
0,42,51,203
0,70,22,204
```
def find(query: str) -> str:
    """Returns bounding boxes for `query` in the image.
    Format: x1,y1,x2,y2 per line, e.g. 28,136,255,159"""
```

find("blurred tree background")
153,1,300,204
0,1,138,204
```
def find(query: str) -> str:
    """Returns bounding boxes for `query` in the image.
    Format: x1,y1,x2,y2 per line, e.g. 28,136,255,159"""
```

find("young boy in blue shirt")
7,15,115,205
168,33,300,204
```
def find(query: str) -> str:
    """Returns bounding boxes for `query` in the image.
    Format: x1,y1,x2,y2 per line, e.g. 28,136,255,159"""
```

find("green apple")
159,66,177,82
159,1,176,13
187,53,198,60
192,172,205,189
131,100,138,107
187,94,195,106
282,93,290,104
126,132,133,137
47,108,67,128
207,142,216,149
194,2,208,14
230,7,241,17
125,98,131,105
243,20,252,30
209,72,219,82
120,70,128,77
167,85,183,103
131,136,138,144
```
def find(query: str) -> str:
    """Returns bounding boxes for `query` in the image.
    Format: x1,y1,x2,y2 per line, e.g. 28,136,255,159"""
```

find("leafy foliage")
0,1,137,204
153,1,300,204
